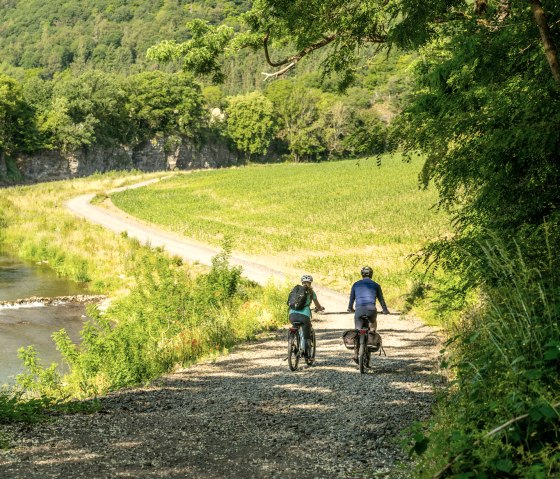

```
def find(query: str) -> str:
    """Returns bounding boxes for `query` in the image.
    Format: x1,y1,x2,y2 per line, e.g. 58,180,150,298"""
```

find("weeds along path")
0,181,442,478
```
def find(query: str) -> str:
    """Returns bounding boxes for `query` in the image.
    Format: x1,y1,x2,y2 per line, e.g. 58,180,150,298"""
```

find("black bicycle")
287,321,316,371
343,313,386,374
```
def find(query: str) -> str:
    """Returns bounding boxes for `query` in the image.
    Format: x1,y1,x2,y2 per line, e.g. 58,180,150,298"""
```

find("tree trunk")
530,0,560,83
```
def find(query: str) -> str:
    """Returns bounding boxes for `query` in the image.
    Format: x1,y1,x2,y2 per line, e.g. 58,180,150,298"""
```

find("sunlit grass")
0,171,169,292
111,154,451,307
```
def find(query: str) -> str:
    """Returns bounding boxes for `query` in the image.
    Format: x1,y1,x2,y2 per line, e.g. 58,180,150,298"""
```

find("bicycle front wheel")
288,333,299,371
305,329,316,365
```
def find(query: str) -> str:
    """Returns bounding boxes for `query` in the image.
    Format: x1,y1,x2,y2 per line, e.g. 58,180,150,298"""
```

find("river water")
0,251,89,385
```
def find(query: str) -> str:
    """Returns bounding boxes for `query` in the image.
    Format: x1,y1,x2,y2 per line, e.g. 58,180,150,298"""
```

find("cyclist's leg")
301,316,312,356
367,310,378,333
289,313,310,355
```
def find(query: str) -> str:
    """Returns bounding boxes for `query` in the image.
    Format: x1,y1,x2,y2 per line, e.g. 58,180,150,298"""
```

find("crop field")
111,154,450,307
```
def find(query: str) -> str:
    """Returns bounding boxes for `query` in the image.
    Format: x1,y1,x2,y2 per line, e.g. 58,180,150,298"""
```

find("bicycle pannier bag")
287,285,309,310
342,330,358,349
367,332,382,352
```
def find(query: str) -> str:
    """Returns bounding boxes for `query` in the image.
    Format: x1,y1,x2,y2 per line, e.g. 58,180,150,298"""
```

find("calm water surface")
0,251,87,301
0,250,90,384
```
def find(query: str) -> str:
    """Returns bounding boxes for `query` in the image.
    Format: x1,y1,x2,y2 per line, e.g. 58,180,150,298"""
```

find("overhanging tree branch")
261,30,388,80
262,32,338,78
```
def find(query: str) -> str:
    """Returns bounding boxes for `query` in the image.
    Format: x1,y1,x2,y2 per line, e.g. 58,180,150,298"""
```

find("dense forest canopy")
0,0,250,75
0,1,414,167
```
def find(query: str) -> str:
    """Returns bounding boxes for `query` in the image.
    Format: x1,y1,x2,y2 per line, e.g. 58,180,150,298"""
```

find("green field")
111,154,450,308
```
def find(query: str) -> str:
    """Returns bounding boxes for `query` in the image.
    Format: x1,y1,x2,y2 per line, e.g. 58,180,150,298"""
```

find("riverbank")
0,295,107,308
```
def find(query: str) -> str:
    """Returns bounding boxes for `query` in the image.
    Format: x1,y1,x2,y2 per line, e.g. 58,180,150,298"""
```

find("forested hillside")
0,0,249,75
0,0,412,181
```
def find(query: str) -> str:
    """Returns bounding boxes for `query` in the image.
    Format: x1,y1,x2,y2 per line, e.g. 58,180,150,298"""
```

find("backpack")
287,285,309,310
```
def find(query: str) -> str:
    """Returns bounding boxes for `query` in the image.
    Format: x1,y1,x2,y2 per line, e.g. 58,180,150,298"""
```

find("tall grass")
413,234,560,477
0,171,169,292
111,154,450,308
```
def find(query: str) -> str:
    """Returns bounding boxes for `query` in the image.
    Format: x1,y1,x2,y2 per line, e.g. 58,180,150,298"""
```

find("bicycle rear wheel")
305,329,316,365
359,336,367,374
288,332,299,371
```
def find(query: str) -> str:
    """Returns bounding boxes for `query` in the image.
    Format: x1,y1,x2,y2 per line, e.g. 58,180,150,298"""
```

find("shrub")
13,245,287,400
413,231,560,477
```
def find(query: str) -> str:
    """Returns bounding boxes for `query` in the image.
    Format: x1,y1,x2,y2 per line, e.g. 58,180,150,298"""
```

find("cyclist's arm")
348,284,356,311
377,284,389,314
311,291,324,311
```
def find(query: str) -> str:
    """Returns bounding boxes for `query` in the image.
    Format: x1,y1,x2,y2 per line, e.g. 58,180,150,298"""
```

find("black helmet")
360,266,373,278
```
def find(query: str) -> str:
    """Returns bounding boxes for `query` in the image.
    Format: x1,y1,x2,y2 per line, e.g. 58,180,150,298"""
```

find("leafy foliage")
0,70,207,154
399,3,560,241
0,0,250,76
414,236,560,477
124,71,205,142
225,91,275,159
149,0,462,87
148,19,235,83
11,245,286,400
0,389,51,424
0,74,36,155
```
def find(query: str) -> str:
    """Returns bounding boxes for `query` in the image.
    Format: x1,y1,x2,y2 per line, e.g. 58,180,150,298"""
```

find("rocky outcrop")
7,137,238,184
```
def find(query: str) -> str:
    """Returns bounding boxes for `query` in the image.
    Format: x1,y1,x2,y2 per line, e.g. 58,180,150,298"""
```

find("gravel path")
0,181,443,478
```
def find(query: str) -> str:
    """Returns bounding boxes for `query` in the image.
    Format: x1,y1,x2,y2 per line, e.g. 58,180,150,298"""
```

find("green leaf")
523,369,543,380
493,459,513,473
528,405,543,421
538,404,558,420
543,342,560,361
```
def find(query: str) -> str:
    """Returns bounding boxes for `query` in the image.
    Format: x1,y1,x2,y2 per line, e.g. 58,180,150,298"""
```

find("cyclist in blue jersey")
347,266,389,363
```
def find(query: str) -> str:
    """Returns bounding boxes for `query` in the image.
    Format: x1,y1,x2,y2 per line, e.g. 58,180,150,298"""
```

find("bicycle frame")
287,320,316,371
289,325,305,352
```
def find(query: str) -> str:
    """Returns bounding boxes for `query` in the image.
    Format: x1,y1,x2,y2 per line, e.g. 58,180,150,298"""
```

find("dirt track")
0,180,442,478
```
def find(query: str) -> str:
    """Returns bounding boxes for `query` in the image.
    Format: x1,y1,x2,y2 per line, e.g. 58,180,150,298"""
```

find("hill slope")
0,0,250,75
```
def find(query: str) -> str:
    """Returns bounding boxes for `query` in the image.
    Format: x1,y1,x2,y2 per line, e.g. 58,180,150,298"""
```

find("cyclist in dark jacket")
347,266,389,362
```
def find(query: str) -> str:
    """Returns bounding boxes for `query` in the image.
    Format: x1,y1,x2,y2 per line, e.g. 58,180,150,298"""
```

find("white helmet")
301,274,313,283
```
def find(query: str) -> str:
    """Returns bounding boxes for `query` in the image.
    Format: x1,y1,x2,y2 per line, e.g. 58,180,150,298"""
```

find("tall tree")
0,74,35,155
125,71,205,144
224,91,275,160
